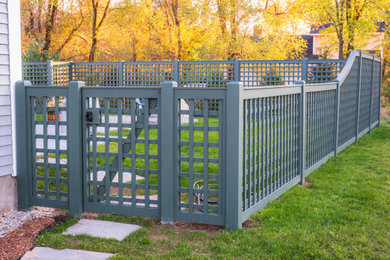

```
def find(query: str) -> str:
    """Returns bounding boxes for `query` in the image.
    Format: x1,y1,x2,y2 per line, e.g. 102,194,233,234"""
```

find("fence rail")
17,50,381,229
23,58,346,88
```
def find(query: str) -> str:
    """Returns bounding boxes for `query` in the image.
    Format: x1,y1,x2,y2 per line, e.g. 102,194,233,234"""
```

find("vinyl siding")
0,0,13,176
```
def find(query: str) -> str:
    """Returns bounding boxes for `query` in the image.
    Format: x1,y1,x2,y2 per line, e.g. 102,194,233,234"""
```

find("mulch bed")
0,214,68,260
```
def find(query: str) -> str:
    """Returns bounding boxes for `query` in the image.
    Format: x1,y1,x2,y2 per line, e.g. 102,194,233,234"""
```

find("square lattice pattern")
177,99,224,215
32,96,68,201
85,97,160,208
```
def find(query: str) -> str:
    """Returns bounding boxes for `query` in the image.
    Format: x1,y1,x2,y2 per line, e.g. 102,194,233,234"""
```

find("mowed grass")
35,122,390,258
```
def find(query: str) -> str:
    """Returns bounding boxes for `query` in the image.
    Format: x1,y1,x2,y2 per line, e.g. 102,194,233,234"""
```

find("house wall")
0,0,21,214
312,34,384,59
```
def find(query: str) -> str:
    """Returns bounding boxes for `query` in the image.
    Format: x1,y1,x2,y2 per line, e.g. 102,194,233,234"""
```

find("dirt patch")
150,232,169,241
81,212,101,219
0,214,68,260
242,219,259,228
171,221,224,234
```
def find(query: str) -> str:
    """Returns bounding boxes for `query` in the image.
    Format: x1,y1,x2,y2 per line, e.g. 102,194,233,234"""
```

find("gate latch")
85,109,101,125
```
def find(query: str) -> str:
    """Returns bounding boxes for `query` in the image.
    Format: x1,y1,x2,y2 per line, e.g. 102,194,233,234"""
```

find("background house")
0,0,22,213
303,23,385,59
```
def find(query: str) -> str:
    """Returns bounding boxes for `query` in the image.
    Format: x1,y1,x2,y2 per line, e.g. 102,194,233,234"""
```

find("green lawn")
35,122,390,258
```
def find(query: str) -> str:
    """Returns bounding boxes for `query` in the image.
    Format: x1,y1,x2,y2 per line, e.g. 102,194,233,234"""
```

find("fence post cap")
227,81,243,88
161,81,177,87
16,80,32,87
69,81,85,87
295,80,306,85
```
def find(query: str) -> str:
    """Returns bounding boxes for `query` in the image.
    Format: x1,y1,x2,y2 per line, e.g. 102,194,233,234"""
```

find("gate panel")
174,89,226,225
27,87,69,209
82,88,161,217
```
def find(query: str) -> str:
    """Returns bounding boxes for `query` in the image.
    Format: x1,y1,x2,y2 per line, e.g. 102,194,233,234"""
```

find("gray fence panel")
307,60,346,83
372,60,381,124
305,89,336,170
173,88,226,225
22,62,50,85
358,57,373,133
71,62,120,86
123,61,174,87
240,60,302,86
240,86,301,220
81,87,161,218
26,86,69,209
338,58,359,146
18,50,381,229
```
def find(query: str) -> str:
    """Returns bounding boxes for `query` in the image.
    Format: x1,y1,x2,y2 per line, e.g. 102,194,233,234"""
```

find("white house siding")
0,0,13,176
0,0,21,213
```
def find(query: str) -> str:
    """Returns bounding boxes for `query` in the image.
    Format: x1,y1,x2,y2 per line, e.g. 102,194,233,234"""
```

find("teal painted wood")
118,60,124,86
23,58,347,89
82,87,161,217
18,50,382,229
302,58,308,82
234,59,240,81
307,60,346,83
47,60,53,85
16,81,32,211
226,82,243,230
355,51,362,141
174,60,179,82
68,81,84,217
377,58,382,128
22,86,70,209
161,81,176,224
298,81,306,185
333,80,340,155
173,87,226,226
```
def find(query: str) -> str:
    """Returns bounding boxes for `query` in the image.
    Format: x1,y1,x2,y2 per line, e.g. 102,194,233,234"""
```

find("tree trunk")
89,38,97,62
228,0,238,60
43,0,58,52
88,0,111,62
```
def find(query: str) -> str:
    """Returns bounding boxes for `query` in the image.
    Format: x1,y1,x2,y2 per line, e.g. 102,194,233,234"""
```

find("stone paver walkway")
22,247,113,260
62,219,141,241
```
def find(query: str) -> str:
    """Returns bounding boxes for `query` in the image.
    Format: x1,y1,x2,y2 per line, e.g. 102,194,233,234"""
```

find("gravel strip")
0,207,57,238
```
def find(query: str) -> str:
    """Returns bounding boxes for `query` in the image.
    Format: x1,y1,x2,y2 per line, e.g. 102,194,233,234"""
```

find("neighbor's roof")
310,22,385,34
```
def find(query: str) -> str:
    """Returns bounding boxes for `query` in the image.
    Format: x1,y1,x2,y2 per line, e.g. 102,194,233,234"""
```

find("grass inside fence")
35,122,390,258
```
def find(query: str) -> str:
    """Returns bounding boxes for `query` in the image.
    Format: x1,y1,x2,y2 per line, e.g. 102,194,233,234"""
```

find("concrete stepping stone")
21,247,113,260
62,219,141,241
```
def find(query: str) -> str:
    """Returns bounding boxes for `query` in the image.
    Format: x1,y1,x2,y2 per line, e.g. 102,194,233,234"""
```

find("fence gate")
81,87,161,217
172,88,227,226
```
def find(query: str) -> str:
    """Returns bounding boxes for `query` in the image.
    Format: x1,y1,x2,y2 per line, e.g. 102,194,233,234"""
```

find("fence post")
16,81,32,211
302,58,308,82
67,81,84,217
226,81,243,230
68,62,73,82
174,60,179,83
47,60,53,85
234,59,240,81
355,50,362,141
297,80,306,185
160,81,176,224
369,55,375,133
119,60,124,86
333,79,340,155
377,57,382,128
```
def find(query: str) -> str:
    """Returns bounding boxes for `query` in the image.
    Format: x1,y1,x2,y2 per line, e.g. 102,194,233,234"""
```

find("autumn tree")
21,0,84,61
89,0,111,62
297,0,387,59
